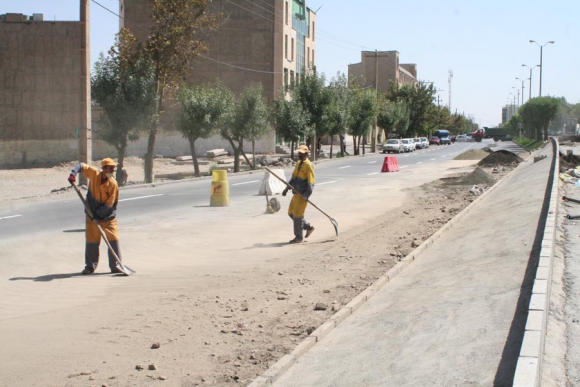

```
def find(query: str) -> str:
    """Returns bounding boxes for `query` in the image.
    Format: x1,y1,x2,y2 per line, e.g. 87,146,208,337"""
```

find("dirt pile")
441,167,496,187
454,149,491,161
478,150,523,166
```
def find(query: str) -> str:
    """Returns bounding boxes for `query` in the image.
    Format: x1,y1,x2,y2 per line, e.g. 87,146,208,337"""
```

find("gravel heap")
454,149,491,161
443,167,496,186
478,150,523,166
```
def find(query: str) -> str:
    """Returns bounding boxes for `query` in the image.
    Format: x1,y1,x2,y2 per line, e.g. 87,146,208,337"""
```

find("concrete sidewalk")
268,145,554,386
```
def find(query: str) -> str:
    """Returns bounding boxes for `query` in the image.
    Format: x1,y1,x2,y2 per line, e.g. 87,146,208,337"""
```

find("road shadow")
10,272,113,282
63,229,85,233
493,139,556,385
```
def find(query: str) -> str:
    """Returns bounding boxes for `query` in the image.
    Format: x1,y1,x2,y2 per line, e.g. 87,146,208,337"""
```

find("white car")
401,139,415,152
420,137,429,148
382,139,404,154
413,138,423,149
456,134,468,142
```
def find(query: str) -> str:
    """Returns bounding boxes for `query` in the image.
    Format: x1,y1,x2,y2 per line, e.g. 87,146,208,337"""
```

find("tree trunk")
290,140,295,160
224,137,239,173
330,136,334,159
188,136,200,177
144,81,163,183
144,127,157,183
116,146,126,186
353,136,358,156
362,135,366,155
251,139,256,169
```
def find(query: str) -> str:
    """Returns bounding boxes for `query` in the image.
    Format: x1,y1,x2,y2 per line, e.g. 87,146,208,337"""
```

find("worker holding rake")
283,145,316,244
68,158,125,274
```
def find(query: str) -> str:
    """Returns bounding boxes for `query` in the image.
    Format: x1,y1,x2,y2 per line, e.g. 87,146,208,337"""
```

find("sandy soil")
0,151,519,386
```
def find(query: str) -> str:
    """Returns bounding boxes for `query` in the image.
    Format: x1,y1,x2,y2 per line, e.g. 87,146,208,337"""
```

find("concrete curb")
513,138,559,387
247,148,535,387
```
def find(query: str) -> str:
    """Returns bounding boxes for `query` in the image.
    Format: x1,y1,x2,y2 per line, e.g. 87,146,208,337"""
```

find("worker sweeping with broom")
282,145,316,244
67,158,127,275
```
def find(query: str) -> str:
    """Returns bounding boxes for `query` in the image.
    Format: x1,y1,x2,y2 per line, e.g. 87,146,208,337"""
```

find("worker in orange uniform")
68,158,124,274
282,145,316,244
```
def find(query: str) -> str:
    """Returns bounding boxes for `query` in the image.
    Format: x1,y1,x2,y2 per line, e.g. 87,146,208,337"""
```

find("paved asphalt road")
0,141,500,242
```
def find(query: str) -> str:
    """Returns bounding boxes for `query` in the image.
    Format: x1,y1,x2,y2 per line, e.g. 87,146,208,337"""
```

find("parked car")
382,139,404,154
440,136,452,145
401,138,415,152
413,138,423,149
429,137,441,145
456,134,468,142
420,137,429,148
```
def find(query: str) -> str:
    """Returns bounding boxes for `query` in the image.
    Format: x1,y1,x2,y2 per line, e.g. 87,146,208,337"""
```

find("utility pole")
448,70,453,113
371,49,378,152
80,0,92,184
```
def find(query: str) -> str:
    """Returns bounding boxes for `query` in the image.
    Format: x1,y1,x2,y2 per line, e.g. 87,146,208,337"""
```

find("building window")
312,21,315,41
312,49,315,65
285,2,288,25
291,37,294,61
307,47,310,67
285,35,288,59
284,68,289,91
290,70,295,86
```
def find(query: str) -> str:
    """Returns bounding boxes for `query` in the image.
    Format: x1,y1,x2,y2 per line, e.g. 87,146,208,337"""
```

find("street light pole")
516,77,528,105
522,64,539,100
512,87,520,107
529,40,555,97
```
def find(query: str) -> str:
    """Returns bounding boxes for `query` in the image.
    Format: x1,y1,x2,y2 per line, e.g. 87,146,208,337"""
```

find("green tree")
91,29,156,184
377,98,409,139
177,83,233,176
326,73,352,157
388,82,437,137
349,89,377,155
294,70,332,160
272,92,309,160
222,85,271,172
519,97,560,140
141,0,222,183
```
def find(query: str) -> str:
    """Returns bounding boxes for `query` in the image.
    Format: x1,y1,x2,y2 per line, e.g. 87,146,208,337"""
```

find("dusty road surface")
0,148,520,386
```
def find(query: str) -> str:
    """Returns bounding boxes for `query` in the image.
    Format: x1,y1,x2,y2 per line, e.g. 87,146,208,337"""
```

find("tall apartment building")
120,0,316,153
0,12,91,167
348,50,417,93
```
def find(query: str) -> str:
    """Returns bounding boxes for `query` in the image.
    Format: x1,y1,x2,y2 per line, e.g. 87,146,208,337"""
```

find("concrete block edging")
513,139,559,387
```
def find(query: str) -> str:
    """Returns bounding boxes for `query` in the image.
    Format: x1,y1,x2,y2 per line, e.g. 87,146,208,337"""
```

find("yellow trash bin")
210,169,230,207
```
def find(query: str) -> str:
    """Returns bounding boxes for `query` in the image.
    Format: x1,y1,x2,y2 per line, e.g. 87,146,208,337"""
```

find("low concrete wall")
0,131,277,167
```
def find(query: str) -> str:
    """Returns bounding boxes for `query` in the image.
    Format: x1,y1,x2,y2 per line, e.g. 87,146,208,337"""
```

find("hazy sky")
5,0,579,127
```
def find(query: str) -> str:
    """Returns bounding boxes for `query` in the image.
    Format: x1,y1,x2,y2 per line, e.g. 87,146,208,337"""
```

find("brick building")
121,0,317,153
0,13,87,166
348,50,418,93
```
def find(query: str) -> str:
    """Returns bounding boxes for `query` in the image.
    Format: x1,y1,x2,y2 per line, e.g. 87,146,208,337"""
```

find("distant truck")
472,127,511,142
433,129,451,145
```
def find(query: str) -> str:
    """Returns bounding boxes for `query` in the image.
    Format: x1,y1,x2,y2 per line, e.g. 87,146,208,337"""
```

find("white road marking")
367,161,377,164
367,172,380,175
0,215,22,220
441,156,447,158
430,158,436,161
338,166,351,169
119,194,164,202
318,181,337,186
400,165,408,169
416,162,423,164
231,180,260,186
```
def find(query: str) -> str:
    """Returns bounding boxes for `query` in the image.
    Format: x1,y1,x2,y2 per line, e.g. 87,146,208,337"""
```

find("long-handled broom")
70,182,135,276
263,167,339,237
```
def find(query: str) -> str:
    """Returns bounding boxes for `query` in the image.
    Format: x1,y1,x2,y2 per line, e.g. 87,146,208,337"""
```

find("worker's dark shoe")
288,237,303,244
81,267,94,275
305,226,315,239
110,267,125,274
